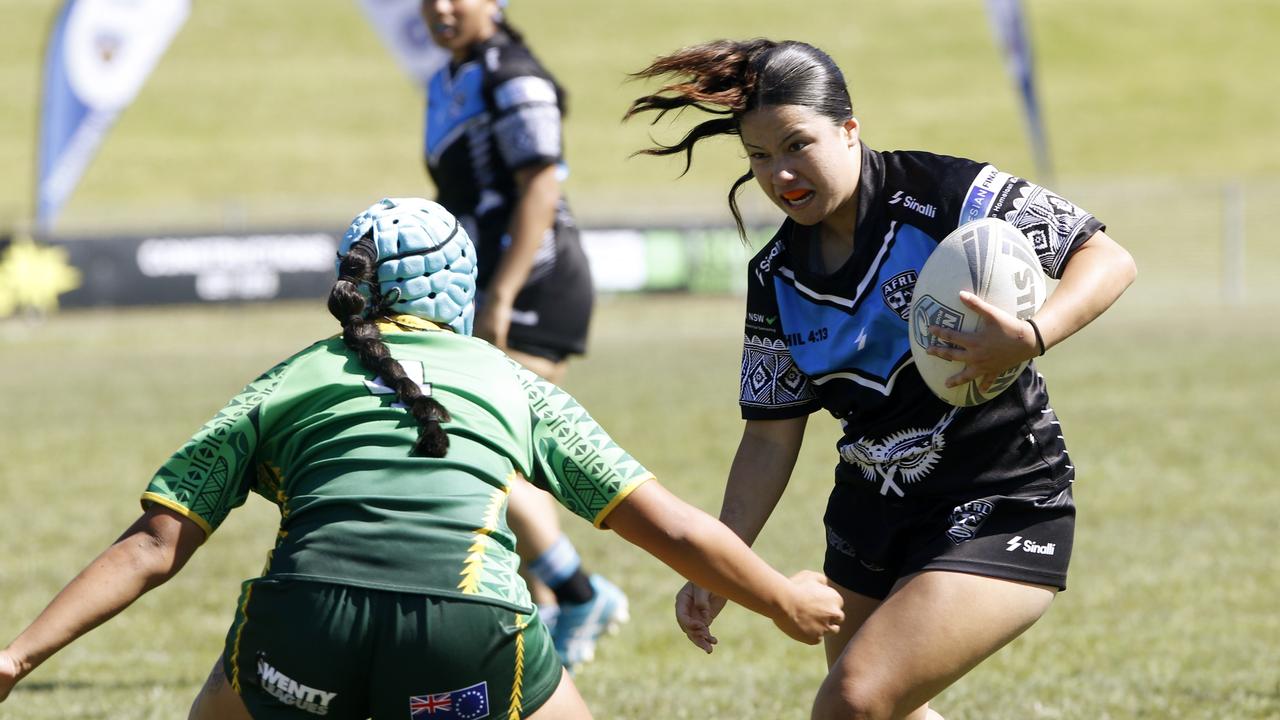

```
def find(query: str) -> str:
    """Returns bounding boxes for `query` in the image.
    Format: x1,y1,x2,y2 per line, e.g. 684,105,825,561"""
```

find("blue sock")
529,536,593,604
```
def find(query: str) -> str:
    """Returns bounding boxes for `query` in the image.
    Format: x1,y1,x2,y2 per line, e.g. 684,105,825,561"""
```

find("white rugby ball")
908,217,1046,407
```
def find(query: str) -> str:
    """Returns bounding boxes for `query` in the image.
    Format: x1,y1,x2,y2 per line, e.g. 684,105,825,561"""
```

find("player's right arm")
0,506,204,703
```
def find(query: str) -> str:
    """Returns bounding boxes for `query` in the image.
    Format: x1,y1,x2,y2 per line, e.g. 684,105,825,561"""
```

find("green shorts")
221,578,562,719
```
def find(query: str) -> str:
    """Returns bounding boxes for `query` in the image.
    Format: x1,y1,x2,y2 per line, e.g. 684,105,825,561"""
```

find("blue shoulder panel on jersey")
773,225,936,394
426,64,487,155
959,165,1013,225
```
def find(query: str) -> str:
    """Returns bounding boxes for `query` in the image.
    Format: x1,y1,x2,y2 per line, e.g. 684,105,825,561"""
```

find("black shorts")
221,579,562,720
479,221,593,362
823,481,1075,599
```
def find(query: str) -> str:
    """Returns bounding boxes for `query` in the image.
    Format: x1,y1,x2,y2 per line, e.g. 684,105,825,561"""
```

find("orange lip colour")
782,189,810,201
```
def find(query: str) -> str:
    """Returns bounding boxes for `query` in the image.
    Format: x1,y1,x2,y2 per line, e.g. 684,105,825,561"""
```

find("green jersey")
142,317,652,613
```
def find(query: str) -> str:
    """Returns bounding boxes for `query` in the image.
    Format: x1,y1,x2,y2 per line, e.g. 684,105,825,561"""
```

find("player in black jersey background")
420,0,621,671
627,39,1136,720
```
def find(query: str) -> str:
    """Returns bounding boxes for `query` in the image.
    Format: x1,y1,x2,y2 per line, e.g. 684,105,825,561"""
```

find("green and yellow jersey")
141,316,652,613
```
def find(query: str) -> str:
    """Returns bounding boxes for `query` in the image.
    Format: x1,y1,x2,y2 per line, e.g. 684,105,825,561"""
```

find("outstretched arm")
604,476,841,650
0,505,205,702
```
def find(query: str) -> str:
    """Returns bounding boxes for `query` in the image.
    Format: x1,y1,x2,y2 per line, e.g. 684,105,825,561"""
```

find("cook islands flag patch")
409,680,490,719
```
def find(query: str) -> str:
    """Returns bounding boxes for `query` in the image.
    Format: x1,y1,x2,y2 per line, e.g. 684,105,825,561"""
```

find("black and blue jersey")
423,30,593,358
740,146,1104,499
423,30,574,290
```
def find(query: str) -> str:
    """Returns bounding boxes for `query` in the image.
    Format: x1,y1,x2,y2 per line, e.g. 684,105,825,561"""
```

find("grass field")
1,0,1278,717
2,0,1278,230
1,288,1278,719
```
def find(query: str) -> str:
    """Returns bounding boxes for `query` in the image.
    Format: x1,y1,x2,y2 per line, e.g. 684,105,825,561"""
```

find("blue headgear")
336,198,477,336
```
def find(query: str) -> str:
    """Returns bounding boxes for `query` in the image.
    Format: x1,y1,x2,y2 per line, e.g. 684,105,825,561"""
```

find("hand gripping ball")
337,198,478,335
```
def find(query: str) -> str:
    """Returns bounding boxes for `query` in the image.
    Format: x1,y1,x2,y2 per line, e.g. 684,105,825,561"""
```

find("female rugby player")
0,198,843,719
626,39,1136,720
420,0,619,666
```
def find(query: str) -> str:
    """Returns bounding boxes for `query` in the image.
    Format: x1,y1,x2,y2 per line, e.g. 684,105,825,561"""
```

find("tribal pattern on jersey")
741,334,813,408
143,329,648,613
144,359,287,534
739,146,1101,496
459,483,528,609
513,362,653,526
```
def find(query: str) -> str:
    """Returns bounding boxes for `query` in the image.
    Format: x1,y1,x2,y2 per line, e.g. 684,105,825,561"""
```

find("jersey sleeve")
486,47,564,170
140,362,287,536
511,362,653,527
959,164,1105,279
739,238,821,420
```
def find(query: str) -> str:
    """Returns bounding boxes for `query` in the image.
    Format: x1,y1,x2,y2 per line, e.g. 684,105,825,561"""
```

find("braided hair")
327,233,451,458
625,39,854,241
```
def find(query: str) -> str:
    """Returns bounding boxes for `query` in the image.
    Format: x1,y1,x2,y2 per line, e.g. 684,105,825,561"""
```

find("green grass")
1,293,1278,719
2,0,1278,231
0,1,1277,716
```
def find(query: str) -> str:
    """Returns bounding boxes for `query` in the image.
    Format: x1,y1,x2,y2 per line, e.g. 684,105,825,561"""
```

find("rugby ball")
908,217,1046,407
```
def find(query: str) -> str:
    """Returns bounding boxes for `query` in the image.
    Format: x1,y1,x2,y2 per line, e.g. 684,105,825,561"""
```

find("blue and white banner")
354,0,450,88
36,0,190,231
985,0,1052,181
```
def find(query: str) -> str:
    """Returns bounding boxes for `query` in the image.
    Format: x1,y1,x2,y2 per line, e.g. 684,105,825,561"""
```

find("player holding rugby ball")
627,39,1135,720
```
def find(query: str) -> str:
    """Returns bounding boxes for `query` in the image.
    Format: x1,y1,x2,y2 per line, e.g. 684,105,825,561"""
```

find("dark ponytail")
625,39,854,241
328,234,451,458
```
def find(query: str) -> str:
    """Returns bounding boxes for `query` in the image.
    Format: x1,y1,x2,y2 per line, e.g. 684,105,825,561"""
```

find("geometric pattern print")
997,181,1093,278
838,408,960,497
517,365,650,525
509,613,528,720
151,362,287,533
740,334,813,408
458,482,529,609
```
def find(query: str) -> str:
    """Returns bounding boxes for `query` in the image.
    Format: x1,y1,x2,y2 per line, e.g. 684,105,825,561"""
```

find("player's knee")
811,673,899,720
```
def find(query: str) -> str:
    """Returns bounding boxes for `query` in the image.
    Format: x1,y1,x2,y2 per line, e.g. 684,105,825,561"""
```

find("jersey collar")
375,314,449,334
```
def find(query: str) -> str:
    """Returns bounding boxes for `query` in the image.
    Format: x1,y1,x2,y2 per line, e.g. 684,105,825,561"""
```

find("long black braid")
327,233,451,457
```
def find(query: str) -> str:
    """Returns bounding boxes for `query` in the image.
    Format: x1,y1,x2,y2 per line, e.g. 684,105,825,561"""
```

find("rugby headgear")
337,198,477,335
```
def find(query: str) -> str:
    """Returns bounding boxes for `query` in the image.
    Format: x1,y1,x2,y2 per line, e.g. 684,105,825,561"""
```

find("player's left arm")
478,162,560,347
930,230,1136,387
0,505,204,702
1021,229,1136,352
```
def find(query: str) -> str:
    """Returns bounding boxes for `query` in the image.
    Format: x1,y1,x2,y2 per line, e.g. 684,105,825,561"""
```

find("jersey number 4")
363,360,433,408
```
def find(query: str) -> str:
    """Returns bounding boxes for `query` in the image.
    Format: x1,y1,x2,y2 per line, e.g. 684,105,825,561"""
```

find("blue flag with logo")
36,0,190,231
986,0,1052,182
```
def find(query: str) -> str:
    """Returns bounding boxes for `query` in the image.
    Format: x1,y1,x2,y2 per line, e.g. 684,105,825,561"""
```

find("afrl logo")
881,270,917,321
1004,535,1057,555
888,191,938,218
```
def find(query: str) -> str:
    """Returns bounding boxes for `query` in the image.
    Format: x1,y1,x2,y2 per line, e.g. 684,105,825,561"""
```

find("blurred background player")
420,0,617,670
626,40,1136,720
0,198,844,718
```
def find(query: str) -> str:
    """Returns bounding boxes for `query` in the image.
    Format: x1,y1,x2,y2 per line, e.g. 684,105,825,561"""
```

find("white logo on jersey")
888,191,937,218
1005,535,1057,555
365,360,432,408
839,409,959,497
257,657,338,715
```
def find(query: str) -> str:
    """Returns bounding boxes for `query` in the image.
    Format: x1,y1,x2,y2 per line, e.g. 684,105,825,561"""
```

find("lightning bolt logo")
1005,536,1023,552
